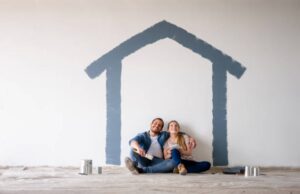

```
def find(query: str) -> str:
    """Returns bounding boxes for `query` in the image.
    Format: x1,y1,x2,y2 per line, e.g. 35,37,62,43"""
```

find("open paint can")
79,159,93,175
244,166,260,177
244,166,252,177
253,167,260,176
97,166,102,174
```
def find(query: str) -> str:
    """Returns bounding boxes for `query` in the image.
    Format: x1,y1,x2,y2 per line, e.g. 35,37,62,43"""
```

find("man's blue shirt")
129,131,170,153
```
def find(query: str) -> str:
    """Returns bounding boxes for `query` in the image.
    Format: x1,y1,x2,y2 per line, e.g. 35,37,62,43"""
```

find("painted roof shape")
85,20,246,79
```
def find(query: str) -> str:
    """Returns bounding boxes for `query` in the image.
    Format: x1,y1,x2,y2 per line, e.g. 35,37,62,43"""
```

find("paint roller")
132,148,154,160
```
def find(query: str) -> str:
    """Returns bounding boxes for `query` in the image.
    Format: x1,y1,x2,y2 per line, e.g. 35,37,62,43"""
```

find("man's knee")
130,149,149,167
129,149,139,165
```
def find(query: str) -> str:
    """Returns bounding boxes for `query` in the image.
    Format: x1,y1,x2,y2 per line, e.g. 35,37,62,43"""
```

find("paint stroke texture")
85,20,246,165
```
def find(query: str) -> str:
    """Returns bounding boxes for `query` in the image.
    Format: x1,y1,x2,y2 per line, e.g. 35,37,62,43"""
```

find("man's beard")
151,128,161,135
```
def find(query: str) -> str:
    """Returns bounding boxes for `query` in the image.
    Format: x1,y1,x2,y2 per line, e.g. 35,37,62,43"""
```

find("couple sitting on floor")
125,118,211,175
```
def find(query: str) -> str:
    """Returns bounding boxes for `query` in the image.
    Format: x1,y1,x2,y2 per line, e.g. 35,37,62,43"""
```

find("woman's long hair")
167,120,187,151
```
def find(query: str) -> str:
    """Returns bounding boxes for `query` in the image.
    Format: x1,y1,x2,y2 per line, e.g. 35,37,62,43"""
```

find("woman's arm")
163,141,172,159
179,146,192,156
163,147,172,159
179,132,196,149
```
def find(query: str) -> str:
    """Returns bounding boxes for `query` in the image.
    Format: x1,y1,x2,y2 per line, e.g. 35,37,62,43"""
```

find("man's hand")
188,137,197,149
133,147,146,157
130,140,146,157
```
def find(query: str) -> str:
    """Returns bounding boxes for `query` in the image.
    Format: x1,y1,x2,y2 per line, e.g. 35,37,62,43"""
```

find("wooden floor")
1,166,300,194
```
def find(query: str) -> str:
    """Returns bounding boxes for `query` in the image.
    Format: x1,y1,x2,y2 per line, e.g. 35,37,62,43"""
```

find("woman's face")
168,122,180,134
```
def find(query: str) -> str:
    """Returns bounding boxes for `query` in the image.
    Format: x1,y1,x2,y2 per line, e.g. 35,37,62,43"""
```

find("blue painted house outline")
85,20,246,166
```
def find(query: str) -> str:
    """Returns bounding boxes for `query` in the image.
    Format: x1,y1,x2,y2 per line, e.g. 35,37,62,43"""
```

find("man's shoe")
178,163,187,175
124,157,139,175
173,167,179,174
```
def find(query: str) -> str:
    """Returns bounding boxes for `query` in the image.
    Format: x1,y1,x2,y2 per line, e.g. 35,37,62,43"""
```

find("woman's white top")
163,134,193,160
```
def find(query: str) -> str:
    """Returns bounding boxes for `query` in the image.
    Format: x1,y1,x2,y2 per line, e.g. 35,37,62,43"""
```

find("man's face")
150,119,163,134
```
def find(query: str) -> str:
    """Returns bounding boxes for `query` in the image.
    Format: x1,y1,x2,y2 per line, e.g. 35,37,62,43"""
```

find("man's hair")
151,117,164,129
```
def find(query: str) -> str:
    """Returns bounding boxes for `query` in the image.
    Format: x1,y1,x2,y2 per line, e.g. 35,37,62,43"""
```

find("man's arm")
188,137,196,149
129,132,147,157
179,132,197,149
130,140,146,157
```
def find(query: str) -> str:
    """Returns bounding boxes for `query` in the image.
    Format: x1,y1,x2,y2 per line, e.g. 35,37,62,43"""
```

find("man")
124,117,196,174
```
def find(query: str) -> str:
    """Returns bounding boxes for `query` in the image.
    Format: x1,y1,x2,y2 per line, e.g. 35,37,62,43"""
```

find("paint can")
79,159,93,175
253,167,260,176
244,166,252,177
97,166,102,174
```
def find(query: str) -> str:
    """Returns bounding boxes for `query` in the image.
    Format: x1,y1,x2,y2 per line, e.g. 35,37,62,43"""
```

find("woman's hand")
164,147,172,159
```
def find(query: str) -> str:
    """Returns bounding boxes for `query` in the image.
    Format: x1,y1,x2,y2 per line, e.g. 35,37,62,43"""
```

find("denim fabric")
181,159,211,173
162,149,211,173
128,131,170,154
130,149,181,173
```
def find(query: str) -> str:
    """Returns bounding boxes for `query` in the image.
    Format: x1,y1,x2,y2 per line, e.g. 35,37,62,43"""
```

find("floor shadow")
85,20,246,166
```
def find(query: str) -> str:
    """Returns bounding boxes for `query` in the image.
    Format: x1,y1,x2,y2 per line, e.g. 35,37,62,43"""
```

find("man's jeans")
130,149,211,173
130,149,181,173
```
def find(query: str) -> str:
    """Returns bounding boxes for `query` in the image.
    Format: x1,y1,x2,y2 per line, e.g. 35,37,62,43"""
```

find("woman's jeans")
181,159,211,173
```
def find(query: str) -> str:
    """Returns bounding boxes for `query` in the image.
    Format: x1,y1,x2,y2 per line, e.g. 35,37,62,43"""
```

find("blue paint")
106,62,122,165
85,20,246,166
212,63,228,166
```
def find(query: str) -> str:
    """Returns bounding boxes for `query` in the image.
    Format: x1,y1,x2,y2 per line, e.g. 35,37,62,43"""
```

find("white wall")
0,0,299,167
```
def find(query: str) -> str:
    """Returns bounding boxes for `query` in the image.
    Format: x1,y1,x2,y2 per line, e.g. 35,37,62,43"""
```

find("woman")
163,120,211,175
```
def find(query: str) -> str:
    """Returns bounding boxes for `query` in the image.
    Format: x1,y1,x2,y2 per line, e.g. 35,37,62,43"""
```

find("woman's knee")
171,149,180,158
203,161,211,170
171,149,181,166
